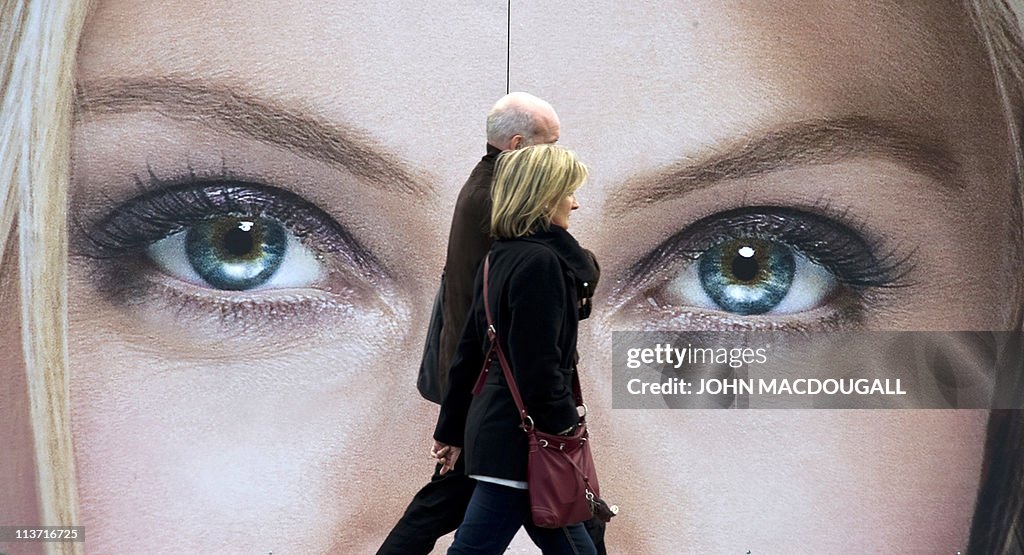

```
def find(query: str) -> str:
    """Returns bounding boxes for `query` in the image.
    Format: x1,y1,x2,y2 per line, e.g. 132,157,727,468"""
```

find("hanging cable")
506,0,511,93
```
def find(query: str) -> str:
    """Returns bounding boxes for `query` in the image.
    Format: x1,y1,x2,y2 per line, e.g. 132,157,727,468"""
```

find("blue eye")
148,215,322,291
624,207,909,322
697,238,795,315
665,238,838,315
186,217,285,290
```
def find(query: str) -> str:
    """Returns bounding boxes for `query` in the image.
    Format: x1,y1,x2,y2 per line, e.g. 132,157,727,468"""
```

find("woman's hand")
430,440,462,475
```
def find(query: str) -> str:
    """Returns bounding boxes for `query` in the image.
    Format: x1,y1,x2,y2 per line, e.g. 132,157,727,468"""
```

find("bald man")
380,94,608,554
438,93,561,389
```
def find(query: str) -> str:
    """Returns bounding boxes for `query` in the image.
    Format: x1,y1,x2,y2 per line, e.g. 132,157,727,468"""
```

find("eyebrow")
75,77,434,198
604,116,959,218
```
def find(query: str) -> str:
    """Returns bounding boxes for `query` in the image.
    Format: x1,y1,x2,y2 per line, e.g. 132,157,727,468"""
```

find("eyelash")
617,204,913,323
73,172,394,326
628,205,911,287
79,175,384,278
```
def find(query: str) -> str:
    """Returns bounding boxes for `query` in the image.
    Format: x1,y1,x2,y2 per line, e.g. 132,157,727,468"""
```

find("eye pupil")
220,223,258,258
730,248,760,282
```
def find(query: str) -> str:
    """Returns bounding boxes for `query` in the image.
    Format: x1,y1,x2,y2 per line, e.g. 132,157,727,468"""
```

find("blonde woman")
2,1,1023,553
432,144,596,554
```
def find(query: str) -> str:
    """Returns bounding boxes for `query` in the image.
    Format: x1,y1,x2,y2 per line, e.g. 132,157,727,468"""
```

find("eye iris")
186,217,286,290
699,239,795,315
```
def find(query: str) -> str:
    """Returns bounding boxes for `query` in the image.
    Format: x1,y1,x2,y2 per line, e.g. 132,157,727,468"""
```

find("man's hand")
430,440,462,475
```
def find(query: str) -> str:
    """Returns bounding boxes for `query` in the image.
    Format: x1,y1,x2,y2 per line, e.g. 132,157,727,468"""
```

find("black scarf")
518,225,600,319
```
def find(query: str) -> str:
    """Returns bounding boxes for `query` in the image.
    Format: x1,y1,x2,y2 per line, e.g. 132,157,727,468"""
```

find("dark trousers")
448,481,595,555
377,457,477,555
377,459,608,554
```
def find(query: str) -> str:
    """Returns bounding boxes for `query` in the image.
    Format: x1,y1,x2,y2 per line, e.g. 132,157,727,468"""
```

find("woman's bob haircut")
490,144,588,239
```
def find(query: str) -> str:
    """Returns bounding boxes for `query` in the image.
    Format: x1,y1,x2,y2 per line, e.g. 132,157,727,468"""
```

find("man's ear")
509,135,523,150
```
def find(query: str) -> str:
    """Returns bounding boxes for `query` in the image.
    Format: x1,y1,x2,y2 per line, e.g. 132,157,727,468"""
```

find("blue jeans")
447,480,597,555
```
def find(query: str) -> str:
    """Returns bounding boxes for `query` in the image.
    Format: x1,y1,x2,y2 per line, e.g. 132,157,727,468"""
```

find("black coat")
434,225,597,482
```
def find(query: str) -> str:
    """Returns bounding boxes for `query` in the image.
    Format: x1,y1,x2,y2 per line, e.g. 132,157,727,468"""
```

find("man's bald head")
486,92,561,151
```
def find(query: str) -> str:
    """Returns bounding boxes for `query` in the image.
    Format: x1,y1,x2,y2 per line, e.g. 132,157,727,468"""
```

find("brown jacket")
438,144,502,391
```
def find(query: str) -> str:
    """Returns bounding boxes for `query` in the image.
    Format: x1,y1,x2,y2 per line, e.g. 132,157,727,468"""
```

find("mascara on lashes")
80,180,388,280
626,206,913,296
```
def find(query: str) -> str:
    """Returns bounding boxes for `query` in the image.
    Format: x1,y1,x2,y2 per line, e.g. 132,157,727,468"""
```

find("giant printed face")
0,1,1016,552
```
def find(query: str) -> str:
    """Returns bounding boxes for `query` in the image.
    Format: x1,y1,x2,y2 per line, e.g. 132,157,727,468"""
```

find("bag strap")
479,254,585,431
